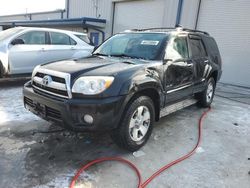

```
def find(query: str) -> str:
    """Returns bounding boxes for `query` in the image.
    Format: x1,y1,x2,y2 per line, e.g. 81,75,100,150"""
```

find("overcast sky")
0,0,65,16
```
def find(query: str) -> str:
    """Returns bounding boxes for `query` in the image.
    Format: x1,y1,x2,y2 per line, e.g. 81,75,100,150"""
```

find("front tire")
196,77,215,107
111,96,155,151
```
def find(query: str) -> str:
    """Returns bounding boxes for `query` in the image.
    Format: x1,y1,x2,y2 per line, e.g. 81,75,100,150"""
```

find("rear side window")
202,36,221,64
203,37,219,55
189,38,207,58
50,32,76,45
17,31,46,44
75,34,91,44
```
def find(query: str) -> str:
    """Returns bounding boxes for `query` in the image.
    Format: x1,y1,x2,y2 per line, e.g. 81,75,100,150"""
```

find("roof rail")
124,26,209,35
182,28,209,35
125,27,176,32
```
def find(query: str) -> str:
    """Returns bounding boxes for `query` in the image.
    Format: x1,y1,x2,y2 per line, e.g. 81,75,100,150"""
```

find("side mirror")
11,38,25,45
163,58,173,65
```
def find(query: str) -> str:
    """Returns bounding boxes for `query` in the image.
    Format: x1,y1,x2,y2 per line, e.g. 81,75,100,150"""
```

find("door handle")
204,60,209,63
70,47,76,50
40,48,45,52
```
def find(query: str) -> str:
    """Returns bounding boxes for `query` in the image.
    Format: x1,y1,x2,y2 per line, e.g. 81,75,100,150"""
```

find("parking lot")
0,80,249,188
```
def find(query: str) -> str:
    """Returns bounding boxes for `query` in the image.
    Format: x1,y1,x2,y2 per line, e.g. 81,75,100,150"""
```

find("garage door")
113,0,178,34
197,0,250,87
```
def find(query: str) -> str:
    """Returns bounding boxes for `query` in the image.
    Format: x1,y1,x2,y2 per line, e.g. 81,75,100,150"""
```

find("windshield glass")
94,33,168,60
0,27,24,41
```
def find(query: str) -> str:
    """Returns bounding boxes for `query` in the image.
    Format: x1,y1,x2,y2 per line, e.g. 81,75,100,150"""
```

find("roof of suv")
123,27,210,36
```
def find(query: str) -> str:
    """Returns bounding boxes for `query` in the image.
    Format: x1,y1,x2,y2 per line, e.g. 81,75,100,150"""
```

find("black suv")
23,27,222,151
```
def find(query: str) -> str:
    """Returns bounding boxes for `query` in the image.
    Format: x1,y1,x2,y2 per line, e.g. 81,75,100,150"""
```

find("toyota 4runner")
23,27,222,151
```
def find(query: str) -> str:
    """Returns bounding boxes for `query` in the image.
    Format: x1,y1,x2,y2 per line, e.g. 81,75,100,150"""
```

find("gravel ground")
0,80,249,188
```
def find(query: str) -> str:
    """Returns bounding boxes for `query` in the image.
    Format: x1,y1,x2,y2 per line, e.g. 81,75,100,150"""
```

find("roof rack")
127,27,176,32
125,26,209,35
182,28,209,35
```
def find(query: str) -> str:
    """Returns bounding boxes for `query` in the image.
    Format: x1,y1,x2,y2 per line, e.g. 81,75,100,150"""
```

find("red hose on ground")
70,107,211,188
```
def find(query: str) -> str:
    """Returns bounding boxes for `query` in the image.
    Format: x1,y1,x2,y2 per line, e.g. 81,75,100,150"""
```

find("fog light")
83,114,94,124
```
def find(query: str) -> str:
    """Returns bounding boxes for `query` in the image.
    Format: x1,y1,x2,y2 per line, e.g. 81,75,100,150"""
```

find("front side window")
94,33,168,60
17,31,46,44
50,32,76,45
166,36,189,60
189,38,207,58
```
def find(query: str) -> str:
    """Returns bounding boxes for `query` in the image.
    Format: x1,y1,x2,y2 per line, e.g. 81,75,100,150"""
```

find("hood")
41,56,147,79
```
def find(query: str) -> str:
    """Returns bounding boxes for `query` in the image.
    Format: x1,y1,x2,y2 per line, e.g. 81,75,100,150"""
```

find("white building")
0,0,249,87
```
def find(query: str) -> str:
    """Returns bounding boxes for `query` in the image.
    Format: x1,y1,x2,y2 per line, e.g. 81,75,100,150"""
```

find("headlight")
72,76,114,95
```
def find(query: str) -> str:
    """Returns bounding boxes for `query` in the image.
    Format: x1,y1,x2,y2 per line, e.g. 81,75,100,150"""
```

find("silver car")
0,27,94,77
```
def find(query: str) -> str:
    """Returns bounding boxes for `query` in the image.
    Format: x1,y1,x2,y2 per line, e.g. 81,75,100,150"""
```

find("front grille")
35,72,65,84
24,97,34,107
32,70,71,99
33,81,68,97
24,97,62,121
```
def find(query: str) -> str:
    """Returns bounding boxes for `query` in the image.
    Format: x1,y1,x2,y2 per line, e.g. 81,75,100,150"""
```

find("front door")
8,31,48,74
163,35,194,103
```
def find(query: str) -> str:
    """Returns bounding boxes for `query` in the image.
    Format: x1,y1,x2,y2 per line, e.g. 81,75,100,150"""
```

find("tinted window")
75,34,91,44
50,32,76,45
166,37,189,60
189,38,206,58
203,37,219,55
17,31,46,44
202,36,221,64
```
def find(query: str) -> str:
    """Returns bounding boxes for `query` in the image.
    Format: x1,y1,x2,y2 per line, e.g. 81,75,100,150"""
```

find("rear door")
46,31,77,62
8,30,49,74
187,35,209,92
164,35,194,103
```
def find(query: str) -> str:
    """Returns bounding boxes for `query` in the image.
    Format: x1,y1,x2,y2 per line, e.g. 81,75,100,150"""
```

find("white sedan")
0,27,94,77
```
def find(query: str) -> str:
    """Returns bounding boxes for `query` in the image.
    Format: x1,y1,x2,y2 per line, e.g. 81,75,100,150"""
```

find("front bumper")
23,82,127,131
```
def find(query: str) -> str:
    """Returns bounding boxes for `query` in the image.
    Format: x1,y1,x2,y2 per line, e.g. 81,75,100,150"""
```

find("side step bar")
160,98,198,118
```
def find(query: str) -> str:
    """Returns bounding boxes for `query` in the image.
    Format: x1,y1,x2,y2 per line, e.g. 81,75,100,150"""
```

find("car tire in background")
0,62,4,78
111,96,155,151
196,77,216,107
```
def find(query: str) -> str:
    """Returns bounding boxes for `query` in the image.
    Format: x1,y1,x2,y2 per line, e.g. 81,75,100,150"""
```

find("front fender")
119,73,163,96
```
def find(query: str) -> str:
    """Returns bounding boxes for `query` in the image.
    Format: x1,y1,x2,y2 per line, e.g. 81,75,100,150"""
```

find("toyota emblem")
42,75,52,85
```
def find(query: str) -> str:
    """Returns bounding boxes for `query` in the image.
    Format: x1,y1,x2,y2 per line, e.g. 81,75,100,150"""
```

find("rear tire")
196,77,215,107
111,96,155,151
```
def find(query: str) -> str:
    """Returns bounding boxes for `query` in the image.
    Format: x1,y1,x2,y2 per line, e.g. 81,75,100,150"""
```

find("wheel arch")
124,86,162,122
210,70,218,84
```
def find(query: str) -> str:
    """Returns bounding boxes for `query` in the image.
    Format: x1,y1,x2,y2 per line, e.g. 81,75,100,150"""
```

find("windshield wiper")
111,54,147,60
110,54,135,58
93,53,109,57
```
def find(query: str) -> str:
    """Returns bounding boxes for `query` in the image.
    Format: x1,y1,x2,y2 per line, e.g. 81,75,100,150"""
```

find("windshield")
94,33,168,60
0,27,24,41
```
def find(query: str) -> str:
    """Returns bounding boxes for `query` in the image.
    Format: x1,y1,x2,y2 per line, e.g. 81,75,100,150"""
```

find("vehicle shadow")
10,122,128,187
0,78,29,88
